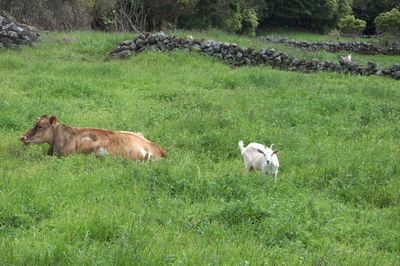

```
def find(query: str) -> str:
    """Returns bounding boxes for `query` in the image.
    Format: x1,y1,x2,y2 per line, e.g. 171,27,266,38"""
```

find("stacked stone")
0,12,41,49
108,32,400,80
259,36,400,55
382,64,400,80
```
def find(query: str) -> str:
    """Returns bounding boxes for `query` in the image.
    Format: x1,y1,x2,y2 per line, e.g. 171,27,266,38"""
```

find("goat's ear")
49,116,58,125
273,150,278,155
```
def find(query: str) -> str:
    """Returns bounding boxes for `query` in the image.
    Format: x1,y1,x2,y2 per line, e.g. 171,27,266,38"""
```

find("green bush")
89,0,116,30
221,5,259,36
337,15,366,35
241,8,259,36
223,10,243,33
375,8,400,36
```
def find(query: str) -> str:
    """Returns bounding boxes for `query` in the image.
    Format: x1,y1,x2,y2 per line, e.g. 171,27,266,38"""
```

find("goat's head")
258,144,278,165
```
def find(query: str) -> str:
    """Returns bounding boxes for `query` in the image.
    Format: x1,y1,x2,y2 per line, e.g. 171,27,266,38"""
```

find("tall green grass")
0,31,399,265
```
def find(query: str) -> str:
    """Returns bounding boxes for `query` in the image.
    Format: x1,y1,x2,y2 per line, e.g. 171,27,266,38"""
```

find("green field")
0,31,399,265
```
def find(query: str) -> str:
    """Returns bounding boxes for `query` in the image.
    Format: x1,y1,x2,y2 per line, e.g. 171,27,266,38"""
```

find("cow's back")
55,126,165,161
122,132,165,160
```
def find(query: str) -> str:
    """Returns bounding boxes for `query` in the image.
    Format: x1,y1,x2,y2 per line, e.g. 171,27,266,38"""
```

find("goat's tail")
238,140,245,154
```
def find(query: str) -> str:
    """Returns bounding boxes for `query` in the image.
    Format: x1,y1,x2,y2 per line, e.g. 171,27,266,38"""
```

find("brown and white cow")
20,115,166,161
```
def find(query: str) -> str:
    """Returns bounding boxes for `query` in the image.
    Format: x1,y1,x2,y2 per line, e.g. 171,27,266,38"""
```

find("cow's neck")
50,124,75,155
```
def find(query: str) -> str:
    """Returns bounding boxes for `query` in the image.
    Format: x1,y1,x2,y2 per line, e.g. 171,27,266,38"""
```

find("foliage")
0,31,399,264
375,8,400,36
0,0,355,34
182,0,260,35
352,0,400,34
241,8,259,36
114,0,199,32
338,15,366,35
0,0,96,30
221,6,259,36
257,0,353,33
89,0,117,30
223,11,243,33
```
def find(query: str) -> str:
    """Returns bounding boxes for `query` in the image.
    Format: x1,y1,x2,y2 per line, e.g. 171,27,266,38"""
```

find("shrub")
337,15,366,35
375,8,400,36
241,8,259,36
222,5,259,36
223,10,243,33
89,0,117,30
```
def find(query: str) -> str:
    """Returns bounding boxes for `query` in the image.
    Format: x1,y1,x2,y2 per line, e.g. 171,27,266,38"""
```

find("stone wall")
109,32,400,80
259,35,400,55
0,12,41,49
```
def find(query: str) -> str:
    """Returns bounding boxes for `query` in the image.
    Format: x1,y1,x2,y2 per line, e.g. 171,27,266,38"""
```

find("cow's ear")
49,116,57,125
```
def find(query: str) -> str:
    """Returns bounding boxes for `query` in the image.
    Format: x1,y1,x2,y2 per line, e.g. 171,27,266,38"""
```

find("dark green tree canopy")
2,0,395,35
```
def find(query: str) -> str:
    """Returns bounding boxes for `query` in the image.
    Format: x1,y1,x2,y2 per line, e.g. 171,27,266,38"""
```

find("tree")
179,0,263,35
115,0,198,32
338,15,366,35
258,0,352,33
352,0,400,34
375,8,400,36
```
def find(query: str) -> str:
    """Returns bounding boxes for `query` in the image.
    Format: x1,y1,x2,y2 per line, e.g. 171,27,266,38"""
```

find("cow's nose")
20,136,26,142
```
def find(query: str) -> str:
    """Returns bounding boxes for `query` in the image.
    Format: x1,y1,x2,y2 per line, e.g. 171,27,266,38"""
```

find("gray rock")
191,44,201,51
391,63,400,71
259,35,400,55
155,31,165,38
107,32,399,81
129,42,137,50
213,53,223,59
200,41,208,49
335,65,343,72
6,22,17,31
62,37,79,43
274,56,281,64
272,51,281,58
8,31,18,38
112,50,132,59
135,39,144,47
393,71,400,80
0,12,40,48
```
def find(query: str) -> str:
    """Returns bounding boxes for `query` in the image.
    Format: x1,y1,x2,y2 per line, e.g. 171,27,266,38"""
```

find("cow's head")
20,115,58,145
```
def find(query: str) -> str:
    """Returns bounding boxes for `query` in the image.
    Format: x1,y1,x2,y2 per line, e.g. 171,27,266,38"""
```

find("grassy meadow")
0,31,399,265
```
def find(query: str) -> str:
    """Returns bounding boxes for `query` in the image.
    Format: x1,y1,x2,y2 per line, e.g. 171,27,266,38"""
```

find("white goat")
238,140,279,180
341,54,352,64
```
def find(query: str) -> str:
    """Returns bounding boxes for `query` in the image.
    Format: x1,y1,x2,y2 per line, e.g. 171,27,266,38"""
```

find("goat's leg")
273,169,278,182
244,166,253,175
244,167,250,175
